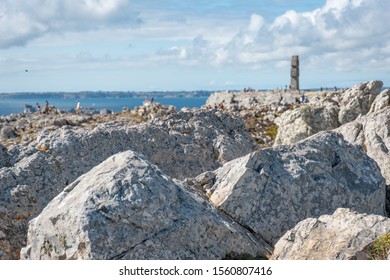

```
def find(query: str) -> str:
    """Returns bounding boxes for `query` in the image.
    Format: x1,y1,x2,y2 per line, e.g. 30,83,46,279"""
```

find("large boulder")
0,144,8,168
0,126,18,140
335,107,390,215
338,80,383,124
369,89,390,113
21,151,271,260
0,152,66,259
199,131,386,245
272,208,390,260
274,103,340,146
274,80,384,146
205,90,300,147
0,109,257,259
33,109,256,182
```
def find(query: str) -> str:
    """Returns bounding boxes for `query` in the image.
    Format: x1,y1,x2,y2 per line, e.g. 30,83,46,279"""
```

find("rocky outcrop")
205,90,299,147
0,144,8,168
21,151,271,260
32,109,256,182
192,131,386,245
131,101,176,121
0,126,18,140
274,80,384,146
272,208,390,260
335,107,390,215
205,90,298,111
274,104,340,146
336,107,390,185
0,109,257,259
0,152,67,259
0,103,174,149
338,80,383,124
369,89,390,113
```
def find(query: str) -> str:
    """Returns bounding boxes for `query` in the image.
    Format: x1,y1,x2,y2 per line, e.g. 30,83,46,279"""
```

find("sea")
0,97,208,116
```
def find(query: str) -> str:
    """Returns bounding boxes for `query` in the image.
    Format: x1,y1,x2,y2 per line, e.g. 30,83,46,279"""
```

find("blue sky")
0,0,389,92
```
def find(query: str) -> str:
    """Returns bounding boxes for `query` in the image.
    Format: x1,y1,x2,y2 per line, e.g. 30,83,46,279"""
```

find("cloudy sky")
0,0,389,92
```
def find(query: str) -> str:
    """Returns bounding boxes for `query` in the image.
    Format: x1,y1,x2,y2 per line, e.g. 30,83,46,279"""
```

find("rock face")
205,90,298,111
21,151,271,260
205,90,299,147
369,89,390,113
338,80,383,124
0,126,18,140
272,208,390,260
335,107,390,215
33,109,256,182
198,131,386,245
274,80,383,146
274,104,340,146
0,152,67,259
336,107,390,186
0,144,8,168
0,109,257,259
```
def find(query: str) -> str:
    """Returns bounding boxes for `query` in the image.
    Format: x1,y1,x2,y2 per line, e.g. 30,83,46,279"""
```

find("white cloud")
159,46,187,59
210,0,390,74
248,14,264,33
0,0,141,48
0,0,389,90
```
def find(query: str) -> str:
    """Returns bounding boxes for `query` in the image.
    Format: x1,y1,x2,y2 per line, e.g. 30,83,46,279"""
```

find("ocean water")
0,97,208,116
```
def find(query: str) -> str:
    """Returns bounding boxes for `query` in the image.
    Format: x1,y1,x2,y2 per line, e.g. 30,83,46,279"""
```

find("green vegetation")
264,124,278,141
369,232,390,260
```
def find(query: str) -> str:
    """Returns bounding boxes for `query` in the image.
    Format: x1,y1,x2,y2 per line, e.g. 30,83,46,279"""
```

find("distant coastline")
0,90,213,100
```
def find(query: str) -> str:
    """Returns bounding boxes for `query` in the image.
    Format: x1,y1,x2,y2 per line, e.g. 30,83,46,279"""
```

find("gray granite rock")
272,208,390,260
338,80,383,124
335,107,390,216
0,126,18,140
274,80,384,146
369,89,390,113
0,144,8,168
21,151,271,260
0,152,66,259
204,131,386,245
0,109,257,259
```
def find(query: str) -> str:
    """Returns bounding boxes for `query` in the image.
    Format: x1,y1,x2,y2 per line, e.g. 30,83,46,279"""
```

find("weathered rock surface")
204,90,300,147
272,208,390,260
336,107,390,185
274,80,384,146
197,131,386,245
0,126,18,140
0,109,257,259
205,90,298,111
21,151,271,260
0,103,175,149
335,107,390,215
32,109,256,182
132,101,177,121
0,152,66,259
0,144,8,168
338,80,383,124
369,89,390,113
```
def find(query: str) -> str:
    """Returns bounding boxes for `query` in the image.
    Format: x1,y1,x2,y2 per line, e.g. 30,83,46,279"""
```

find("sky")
0,0,389,92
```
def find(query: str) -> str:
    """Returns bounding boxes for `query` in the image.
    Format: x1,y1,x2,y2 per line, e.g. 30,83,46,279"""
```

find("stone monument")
290,55,299,90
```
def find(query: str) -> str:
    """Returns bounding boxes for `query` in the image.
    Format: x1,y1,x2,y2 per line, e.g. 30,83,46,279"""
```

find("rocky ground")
0,101,176,149
1,81,390,260
204,89,298,146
